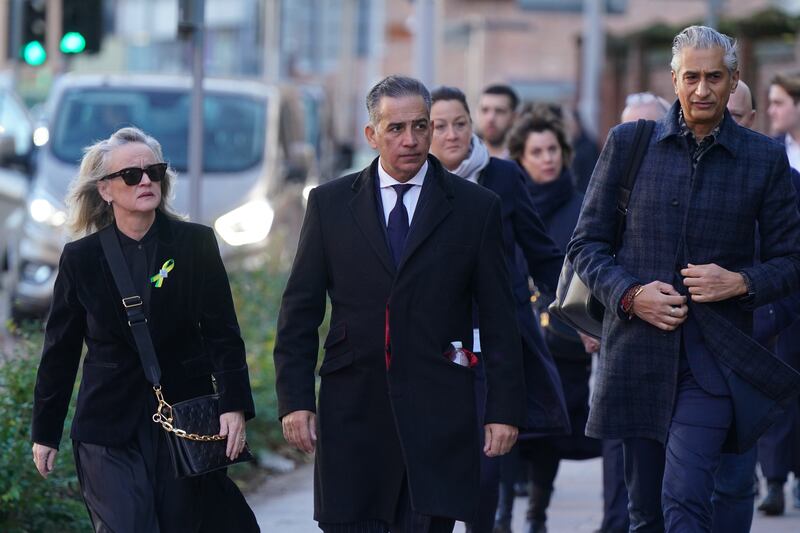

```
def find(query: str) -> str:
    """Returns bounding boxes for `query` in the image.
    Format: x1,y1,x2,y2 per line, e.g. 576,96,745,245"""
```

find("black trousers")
601,439,630,533
74,412,205,533
318,478,455,533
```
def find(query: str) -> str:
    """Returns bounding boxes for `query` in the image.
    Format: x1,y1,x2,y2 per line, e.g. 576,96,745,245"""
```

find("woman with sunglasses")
30,127,257,532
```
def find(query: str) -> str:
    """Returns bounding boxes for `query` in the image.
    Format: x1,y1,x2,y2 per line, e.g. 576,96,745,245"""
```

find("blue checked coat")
568,102,800,450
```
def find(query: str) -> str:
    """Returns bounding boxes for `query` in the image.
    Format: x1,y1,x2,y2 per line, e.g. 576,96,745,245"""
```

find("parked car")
0,82,34,276
5,73,317,319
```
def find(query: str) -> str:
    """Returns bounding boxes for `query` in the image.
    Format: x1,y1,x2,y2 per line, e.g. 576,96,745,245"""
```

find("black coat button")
671,198,679,206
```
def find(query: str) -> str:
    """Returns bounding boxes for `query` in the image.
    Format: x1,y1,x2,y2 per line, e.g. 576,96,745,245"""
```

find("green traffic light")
22,41,46,66
60,32,86,54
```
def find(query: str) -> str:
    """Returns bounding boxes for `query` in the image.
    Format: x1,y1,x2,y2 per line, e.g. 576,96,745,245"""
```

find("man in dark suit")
756,71,800,515
569,26,800,531
273,76,525,532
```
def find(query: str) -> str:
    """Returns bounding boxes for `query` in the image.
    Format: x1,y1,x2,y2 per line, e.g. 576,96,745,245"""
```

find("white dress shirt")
785,133,800,172
377,158,428,225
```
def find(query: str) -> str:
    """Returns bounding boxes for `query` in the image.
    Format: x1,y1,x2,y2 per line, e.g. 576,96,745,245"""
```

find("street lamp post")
580,0,604,139
179,0,205,222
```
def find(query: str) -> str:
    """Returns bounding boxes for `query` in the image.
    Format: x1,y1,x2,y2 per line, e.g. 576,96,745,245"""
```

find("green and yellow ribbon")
150,259,175,288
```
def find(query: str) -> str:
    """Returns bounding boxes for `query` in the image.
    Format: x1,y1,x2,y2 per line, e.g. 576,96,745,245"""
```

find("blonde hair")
66,127,182,236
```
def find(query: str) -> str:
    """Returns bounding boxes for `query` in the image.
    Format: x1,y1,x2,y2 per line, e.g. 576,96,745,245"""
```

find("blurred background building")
1,0,800,148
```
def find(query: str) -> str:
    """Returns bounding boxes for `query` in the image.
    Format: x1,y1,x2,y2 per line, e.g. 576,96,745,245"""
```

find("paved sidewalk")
248,458,800,532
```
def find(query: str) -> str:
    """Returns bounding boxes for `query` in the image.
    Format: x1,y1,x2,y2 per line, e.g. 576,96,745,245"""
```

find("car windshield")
51,87,267,173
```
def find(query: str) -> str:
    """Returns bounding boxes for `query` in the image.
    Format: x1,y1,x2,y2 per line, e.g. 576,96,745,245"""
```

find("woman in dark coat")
508,111,601,533
429,86,568,533
31,127,257,532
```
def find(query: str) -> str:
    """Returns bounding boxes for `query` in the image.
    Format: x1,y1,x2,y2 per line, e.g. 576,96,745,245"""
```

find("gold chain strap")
152,386,227,442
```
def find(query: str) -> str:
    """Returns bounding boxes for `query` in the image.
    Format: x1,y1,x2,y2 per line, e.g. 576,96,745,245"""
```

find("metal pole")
263,0,280,82
359,0,385,147
335,0,356,143
579,0,604,139
187,0,205,222
706,0,724,28
46,0,63,74
413,0,435,88
0,0,9,69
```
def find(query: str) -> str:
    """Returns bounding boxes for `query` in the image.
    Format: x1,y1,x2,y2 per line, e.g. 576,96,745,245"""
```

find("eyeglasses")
100,163,168,186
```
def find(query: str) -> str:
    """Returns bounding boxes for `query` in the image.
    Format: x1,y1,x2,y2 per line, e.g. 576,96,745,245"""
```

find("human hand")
32,443,58,479
578,332,600,354
281,410,317,454
681,263,747,303
219,410,247,460
631,281,688,331
484,423,518,457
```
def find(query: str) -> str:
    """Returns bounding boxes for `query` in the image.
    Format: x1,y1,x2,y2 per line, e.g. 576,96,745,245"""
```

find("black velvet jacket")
32,213,254,449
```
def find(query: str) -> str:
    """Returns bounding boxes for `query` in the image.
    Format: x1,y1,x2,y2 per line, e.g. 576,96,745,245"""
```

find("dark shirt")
679,109,721,170
115,222,158,314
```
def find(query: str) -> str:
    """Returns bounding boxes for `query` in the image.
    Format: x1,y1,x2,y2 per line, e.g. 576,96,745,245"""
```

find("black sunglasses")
100,163,168,186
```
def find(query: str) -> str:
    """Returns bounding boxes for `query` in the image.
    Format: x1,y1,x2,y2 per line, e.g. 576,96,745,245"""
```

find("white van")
6,73,315,319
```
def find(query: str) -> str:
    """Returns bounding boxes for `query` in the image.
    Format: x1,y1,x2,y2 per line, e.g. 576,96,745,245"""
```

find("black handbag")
548,119,655,339
99,226,254,478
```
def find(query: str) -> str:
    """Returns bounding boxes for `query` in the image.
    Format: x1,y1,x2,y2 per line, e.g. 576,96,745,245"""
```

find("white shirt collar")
378,158,428,189
785,133,800,171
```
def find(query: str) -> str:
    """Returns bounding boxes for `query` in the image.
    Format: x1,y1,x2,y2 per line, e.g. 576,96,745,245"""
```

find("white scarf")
451,134,490,183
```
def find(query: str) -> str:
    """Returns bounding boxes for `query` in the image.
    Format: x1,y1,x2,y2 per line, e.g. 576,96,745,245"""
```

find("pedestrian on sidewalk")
568,25,800,531
476,84,519,160
508,109,602,533
428,86,569,533
274,75,526,533
758,71,800,515
31,127,257,532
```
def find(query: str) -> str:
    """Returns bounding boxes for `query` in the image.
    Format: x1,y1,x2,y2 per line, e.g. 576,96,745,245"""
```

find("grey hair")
65,126,182,237
671,25,738,74
624,92,671,113
366,75,431,125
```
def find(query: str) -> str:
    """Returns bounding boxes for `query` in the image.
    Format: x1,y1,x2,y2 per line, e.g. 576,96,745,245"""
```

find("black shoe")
793,479,800,509
757,481,785,515
527,520,547,533
492,525,512,533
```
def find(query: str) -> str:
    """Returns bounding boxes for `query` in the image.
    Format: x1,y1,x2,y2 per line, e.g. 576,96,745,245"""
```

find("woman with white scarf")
429,86,569,533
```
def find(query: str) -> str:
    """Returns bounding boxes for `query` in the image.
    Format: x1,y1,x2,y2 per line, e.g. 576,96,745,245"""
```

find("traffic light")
62,0,103,54
22,0,47,66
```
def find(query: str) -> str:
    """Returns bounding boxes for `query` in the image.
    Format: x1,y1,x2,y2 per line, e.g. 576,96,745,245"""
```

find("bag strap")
98,225,162,386
614,118,655,249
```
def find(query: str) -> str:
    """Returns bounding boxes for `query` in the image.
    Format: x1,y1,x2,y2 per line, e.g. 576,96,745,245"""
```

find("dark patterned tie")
387,184,414,266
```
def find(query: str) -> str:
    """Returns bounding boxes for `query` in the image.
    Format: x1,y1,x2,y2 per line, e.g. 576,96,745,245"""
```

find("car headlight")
33,126,49,147
29,197,67,227
214,199,274,246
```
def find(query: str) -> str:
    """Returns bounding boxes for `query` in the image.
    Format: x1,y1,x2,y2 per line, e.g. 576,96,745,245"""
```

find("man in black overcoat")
273,76,525,532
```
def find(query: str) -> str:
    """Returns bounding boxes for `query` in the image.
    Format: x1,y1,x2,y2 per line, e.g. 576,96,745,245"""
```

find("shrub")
0,329,91,532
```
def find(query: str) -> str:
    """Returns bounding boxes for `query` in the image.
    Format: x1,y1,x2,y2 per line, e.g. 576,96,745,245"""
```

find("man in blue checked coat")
568,26,800,532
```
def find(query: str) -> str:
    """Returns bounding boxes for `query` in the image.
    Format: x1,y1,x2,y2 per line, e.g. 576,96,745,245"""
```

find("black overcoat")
477,157,570,435
568,104,800,450
273,156,525,523
32,213,255,449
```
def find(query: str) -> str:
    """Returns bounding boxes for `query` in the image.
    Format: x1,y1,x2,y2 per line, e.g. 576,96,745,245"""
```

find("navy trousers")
711,448,757,533
624,356,734,533
662,365,733,532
